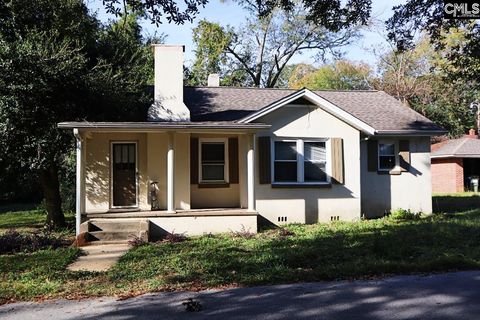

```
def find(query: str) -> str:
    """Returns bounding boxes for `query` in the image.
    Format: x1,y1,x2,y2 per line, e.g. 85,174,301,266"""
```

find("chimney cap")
151,44,185,52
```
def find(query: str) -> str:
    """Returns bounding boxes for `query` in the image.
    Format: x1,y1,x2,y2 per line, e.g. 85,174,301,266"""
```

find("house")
431,129,480,193
58,45,445,243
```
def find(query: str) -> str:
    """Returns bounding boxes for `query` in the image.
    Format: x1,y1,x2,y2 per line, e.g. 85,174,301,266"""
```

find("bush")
128,235,148,247
389,208,421,220
0,229,69,254
160,232,187,243
230,226,255,239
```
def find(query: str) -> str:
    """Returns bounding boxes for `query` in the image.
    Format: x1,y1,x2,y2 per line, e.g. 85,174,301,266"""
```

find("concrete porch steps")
87,231,137,242
79,218,149,246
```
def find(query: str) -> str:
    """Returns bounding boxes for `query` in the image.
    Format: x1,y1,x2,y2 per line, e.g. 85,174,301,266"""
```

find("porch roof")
58,121,270,132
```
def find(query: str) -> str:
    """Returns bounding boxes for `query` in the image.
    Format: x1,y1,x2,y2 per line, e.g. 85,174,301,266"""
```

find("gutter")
58,122,271,131
373,130,447,136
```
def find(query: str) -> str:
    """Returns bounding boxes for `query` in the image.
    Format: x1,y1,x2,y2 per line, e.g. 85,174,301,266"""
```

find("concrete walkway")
67,243,131,272
2,271,480,319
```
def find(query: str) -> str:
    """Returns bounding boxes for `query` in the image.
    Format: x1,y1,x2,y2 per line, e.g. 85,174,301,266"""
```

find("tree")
371,35,477,137
289,60,372,90
190,3,364,88
101,0,372,30
386,1,480,84
188,20,234,86
0,0,154,228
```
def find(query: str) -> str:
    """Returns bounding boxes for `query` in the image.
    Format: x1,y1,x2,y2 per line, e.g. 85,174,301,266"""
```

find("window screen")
274,141,297,182
201,142,225,181
304,142,327,182
378,143,396,170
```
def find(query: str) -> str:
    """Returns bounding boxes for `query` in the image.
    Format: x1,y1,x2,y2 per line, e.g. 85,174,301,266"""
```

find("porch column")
167,132,175,212
247,133,256,211
73,129,84,236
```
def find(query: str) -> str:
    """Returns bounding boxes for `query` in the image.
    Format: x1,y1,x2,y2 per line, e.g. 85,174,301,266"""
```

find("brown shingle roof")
184,86,444,134
432,137,480,158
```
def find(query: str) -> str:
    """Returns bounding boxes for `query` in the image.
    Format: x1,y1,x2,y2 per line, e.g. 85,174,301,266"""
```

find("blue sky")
87,0,406,67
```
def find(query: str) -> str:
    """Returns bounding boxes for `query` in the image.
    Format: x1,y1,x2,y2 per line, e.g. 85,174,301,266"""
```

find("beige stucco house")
59,45,445,243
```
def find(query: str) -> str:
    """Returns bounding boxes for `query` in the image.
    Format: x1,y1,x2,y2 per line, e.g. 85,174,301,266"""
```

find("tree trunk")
39,163,65,228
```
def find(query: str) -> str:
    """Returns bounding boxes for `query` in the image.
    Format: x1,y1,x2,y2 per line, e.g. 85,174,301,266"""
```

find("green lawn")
1,195,480,303
0,204,75,232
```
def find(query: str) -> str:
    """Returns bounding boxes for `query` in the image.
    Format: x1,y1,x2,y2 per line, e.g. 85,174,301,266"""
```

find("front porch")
84,207,257,219
80,208,258,243
66,122,267,239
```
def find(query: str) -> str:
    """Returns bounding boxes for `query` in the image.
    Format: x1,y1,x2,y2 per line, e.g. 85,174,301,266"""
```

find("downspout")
73,129,83,235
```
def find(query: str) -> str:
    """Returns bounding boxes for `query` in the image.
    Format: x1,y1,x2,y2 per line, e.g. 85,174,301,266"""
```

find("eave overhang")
58,121,270,133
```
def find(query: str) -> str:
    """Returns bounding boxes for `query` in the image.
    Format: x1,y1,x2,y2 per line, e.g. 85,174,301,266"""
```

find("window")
304,142,327,182
274,141,297,182
378,142,396,171
273,139,329,184
201,141,226,182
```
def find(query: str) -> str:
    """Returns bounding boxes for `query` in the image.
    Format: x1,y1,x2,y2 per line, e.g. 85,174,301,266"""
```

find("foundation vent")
277,216,288,222
330,216,340,221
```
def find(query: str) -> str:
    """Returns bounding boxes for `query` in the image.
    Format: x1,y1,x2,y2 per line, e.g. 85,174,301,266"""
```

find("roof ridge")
185,86,296,91
451,137,470,155
185,86,379,92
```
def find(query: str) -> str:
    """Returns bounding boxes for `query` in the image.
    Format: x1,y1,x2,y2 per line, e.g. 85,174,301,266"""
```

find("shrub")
160,232,187,243
230,226,255,239
389,208,421,220
277,227,295,239
128,235,148,247
0,229,69,254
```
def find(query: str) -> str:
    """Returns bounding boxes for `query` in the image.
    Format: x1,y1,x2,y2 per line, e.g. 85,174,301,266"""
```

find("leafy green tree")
386,1,480,85
289,60,372,90
188,20,234,86
372,36,477,137
0,0,154,227
189,3,364,87
101,0,372,30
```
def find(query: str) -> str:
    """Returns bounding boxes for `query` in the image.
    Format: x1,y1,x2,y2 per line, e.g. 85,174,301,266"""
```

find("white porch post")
167,132,175,212
73,129,84,236
247,133,256,212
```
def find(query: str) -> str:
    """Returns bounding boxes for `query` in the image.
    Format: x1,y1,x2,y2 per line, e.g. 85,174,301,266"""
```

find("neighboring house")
431,129,480,193
59,45,445,243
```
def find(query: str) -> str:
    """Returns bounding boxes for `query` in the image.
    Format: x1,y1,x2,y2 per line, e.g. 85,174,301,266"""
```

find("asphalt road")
1,271,480,319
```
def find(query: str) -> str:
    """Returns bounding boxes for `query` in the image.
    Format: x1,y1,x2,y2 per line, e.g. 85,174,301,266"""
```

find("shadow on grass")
0,203,39,214
433,194,480,214
110,211,480,292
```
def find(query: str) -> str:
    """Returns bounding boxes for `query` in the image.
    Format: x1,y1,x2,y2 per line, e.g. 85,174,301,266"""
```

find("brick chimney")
148,45,190,122
468,128,477,138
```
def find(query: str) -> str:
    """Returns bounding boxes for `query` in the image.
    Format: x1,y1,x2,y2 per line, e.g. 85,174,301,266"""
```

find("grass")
0,204,75,233
1,194,480,302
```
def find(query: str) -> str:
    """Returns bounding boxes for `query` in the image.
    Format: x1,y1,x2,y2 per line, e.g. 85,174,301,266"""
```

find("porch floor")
84,208,257,219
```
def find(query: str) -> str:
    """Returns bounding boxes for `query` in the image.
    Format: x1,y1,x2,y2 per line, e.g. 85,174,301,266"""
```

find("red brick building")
431,129,480,193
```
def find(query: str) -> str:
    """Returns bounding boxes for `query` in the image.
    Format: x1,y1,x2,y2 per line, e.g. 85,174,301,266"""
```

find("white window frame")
378,140,399,172
271,138,331,185
110,141,139,209
199,138,229,183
